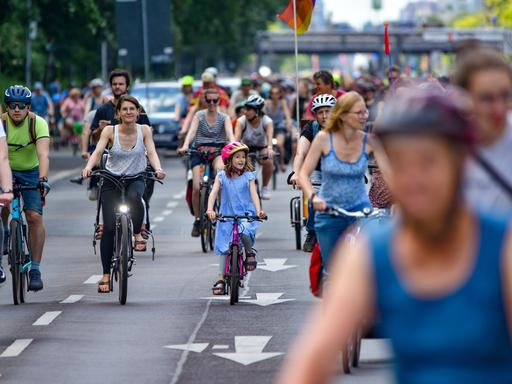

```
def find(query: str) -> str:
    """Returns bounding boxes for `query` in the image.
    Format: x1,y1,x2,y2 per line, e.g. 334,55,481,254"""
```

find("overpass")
256,28,512,67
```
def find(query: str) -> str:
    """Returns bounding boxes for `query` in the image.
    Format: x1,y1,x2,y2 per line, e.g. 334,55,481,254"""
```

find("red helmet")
221,141,249,164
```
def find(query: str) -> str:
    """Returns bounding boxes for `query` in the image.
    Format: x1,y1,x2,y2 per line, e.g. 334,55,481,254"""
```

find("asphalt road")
0,149,394,384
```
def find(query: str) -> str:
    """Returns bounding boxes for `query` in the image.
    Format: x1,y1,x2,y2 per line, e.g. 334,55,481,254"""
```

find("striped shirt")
195,110,228,145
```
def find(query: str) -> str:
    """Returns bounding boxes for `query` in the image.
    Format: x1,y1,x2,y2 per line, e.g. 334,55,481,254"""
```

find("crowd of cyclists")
1,38,512,381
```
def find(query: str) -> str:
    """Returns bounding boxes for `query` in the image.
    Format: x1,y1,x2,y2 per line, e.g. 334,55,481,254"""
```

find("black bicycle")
8,182,41,305
185,148,221,253
91,169,162,305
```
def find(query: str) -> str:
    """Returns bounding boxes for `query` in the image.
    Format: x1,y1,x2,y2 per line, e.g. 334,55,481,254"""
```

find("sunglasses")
206,98,219,104
8,102,28,110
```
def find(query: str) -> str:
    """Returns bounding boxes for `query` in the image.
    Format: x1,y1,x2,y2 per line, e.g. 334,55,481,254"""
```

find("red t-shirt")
191,86,230,109
305,89,345,119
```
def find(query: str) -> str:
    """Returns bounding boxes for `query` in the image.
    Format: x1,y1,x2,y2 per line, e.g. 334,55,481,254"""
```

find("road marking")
213,336,283,366
172,190,186,199
49,167,82,184
258,258,297,272
83,275,102,284
151,224,158,230
0,339,33,358
241,293,295,307
200,295,251,301
153,216,164,223
33,311,62,326
166,201,179,208
162,210,173,216
212,345,229,350
169,299,212,384
60,295,84,304
164,343,209,353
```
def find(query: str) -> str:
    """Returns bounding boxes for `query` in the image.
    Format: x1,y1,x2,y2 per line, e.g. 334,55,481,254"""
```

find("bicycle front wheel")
293,198,302,250
229,245,240,305
118,214,131,305
200,185,209,253
8,220,23,305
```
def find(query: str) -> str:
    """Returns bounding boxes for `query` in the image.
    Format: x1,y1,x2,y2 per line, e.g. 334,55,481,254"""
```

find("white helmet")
245,94,265,110
311,94,337,114
90,78,104,88
205,67,218,78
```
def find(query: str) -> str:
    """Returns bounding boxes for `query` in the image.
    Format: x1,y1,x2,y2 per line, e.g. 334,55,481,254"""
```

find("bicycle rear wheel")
229,245,240,305
293,198,302,250
8,220,23,305
199,185,209,253
118,215,131,305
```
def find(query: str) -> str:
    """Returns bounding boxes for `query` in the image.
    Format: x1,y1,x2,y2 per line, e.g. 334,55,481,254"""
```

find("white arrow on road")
164,343,209,353
241,293,295,307
258,259,297,272
213,336,283,366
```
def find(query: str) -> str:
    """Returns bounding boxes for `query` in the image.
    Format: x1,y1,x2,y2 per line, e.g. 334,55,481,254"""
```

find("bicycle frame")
11,187,33,274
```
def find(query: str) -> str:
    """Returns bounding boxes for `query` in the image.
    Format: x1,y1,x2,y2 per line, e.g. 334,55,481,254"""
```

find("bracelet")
0,188,13,194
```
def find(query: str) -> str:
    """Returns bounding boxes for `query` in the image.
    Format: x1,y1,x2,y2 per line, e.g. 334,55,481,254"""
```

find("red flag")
278,0,316,35
384,22,390,56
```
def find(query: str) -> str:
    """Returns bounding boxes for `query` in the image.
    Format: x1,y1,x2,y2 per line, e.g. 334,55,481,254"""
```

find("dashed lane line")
60,295,84,304
83,275,102,284
0,339,33,358
166,201,179,208
154,216,165,223
33,311,62,326
172,190,186,200
162,210,173,216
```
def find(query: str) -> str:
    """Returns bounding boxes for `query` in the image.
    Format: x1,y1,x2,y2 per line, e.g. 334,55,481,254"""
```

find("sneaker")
88,187,98,201
303,232,317,253
191,219,201,237
70,176,83,185
0,264,6,284
28,269,44,292
261,187,271,200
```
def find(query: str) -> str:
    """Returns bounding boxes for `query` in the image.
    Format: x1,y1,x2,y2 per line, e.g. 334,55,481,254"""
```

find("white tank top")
106,124,147,176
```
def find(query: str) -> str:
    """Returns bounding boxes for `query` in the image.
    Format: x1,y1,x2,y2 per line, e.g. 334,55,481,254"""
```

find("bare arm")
277,235,375,384
36,138,50,180
291,136,311,186
299,132,326,199
142,125,165,178
81,120,91,158
206,175,221,220
179,115,200,152
181,104,198,136
83,126,113,176
224,115,235,142
234,118,243,142
249,179,263,215
174,102,182,122
0,137,13,202
281,98,293,130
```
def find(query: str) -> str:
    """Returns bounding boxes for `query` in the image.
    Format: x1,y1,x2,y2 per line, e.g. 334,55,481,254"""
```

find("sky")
323,0,411,29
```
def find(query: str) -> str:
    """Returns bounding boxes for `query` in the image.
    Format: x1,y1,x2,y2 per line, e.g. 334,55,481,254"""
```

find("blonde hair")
325,91,365,133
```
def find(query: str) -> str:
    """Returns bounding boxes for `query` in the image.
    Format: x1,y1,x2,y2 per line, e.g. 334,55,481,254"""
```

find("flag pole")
293,0,301,126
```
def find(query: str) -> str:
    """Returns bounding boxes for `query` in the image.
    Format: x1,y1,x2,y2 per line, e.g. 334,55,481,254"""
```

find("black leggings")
100,178,145,274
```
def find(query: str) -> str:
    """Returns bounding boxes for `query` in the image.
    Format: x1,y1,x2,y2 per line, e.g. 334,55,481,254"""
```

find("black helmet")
4,85,32,104
375,90,474,146
244,94,265,110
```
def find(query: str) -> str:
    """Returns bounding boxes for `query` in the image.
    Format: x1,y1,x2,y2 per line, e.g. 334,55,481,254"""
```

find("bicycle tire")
199,185,209,253
118,214,130,305
9,220,22,305
229,244,239,305
293,199,302,250
352,327,362,368
209,199,218,251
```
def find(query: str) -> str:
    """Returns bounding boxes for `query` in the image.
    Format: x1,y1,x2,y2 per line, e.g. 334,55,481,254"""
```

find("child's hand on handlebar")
206,210,217,221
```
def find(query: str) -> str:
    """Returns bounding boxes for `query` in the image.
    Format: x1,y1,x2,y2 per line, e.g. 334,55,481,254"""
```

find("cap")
241,78,252,86
181,75,194,86
90,78,104,88
201,72,214,83
33,81,43,90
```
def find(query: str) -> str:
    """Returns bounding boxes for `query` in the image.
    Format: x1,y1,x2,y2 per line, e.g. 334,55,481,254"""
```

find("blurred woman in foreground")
278,91,512,383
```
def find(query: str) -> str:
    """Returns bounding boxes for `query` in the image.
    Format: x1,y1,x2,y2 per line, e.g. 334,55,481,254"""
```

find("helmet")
33,81,43,90
205,67,218,78
4,85,32,104
235,100,246,114
375,90,474,146
221,141,249,164
181,75,194,86
311,94,337,114
90,78,104,88
244,94,265,110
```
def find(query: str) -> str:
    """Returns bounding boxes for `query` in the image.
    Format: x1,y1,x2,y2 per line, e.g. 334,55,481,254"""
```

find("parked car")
131,81,182,149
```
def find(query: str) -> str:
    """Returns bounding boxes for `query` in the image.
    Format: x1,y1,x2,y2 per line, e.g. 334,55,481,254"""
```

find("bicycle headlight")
119,204,129,213
203,175,209,183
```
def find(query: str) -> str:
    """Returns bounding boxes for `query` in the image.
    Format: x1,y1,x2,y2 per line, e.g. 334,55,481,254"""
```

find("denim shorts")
13,168,43,214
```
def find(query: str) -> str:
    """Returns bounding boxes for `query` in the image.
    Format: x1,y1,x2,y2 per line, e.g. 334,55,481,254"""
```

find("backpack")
1,112,37,151
309,242,323,297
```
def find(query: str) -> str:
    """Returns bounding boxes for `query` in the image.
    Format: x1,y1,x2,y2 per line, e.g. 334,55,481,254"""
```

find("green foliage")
453,12,488,28
486,0,512,27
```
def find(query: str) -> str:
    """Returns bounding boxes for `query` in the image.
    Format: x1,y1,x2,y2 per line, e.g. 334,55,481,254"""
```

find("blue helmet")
4,85,32,104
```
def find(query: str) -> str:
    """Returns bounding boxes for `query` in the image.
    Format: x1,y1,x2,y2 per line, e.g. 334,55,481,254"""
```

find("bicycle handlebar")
287,171,321,187
325,205,388,218
89,170,164,191
216,214,267,222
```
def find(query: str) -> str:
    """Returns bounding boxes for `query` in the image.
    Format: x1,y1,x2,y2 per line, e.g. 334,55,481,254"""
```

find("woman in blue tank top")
299,91,379,271
279,91,512,383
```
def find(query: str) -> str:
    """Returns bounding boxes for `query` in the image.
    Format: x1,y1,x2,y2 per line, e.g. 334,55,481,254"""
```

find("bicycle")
7,182,41,305
325,204,390,374
90,169,162,305
216,214,266,305
247,150,279,204
185,148,221,253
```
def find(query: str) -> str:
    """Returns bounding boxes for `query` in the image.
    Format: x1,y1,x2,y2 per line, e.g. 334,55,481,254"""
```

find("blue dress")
367,212,512,383
214,170,260,256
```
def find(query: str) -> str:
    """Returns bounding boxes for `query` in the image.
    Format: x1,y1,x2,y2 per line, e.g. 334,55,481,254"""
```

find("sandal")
98,280,110,293
212,280,226,295
244,253,257,271
134,240,147,252
95,224,103,240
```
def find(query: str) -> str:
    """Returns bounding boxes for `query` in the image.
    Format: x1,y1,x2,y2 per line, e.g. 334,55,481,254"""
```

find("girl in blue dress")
207,141,266,295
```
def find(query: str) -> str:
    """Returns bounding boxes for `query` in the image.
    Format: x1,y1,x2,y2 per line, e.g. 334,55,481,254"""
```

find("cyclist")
234,94,274,200
82,95,165,293
279,90,512,384
31,82,54,124
84,78,109,116
291,94,337,252
304,70,345,120
178,88,235,237
298,91,379,271
175,75,194,124
229,78,257,116
189,72,230,114
206,141,266,295
264,84,293,172
453,48,512,214
1,85,50,291
60,88,85,143
0,119,14,283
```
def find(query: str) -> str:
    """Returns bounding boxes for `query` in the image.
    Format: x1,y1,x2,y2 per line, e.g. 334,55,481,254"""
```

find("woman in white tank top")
82,95,166,293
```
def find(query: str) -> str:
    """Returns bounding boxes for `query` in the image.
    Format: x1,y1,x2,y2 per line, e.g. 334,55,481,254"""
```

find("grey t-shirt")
464,116,512,215
238,115,272,148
